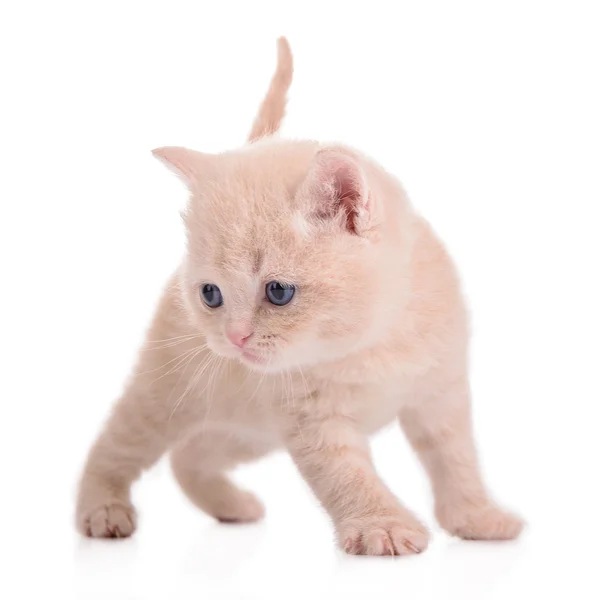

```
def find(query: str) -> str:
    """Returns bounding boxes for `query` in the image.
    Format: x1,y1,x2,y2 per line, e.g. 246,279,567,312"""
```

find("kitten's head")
153,139,402,373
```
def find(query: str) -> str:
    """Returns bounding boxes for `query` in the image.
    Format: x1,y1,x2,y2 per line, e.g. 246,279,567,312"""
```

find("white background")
1,1,599,598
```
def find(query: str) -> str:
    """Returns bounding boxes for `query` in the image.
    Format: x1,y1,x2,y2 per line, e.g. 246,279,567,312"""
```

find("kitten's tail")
247,37,293,142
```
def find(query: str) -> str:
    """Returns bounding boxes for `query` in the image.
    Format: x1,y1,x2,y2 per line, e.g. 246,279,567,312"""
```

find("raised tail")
247,37,293,142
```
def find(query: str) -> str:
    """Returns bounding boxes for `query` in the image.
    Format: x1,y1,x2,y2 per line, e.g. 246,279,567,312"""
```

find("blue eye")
266,281,295,306
201,284,223,308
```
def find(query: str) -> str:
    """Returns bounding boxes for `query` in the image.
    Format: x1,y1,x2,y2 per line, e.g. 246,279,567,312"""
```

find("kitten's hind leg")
400,376,524,541
170,433,269,523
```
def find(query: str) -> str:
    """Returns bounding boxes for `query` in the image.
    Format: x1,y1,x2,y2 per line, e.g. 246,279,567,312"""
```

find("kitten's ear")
151,146,210,189
301,148,372,235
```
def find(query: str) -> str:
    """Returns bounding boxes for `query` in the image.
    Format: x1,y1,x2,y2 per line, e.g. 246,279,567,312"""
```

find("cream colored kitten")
76,37,523,555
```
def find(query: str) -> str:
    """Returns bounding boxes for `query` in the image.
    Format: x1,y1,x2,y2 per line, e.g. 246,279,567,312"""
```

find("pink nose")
226,327,252,348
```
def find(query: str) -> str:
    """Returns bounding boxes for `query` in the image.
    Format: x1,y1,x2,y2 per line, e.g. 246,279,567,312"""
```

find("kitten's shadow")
432,534,527,595
73,534,139,584
72,519,266,579
331,530,527,597
180,520,267,575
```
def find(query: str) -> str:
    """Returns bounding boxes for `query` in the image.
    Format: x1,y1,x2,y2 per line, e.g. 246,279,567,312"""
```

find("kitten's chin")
239,352,282,373
239,350,267,366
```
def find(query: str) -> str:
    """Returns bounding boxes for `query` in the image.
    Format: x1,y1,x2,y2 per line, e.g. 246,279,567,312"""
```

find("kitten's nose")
226,326,253,348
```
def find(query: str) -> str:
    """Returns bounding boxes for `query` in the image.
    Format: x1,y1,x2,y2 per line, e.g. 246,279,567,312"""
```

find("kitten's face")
158,141,389,373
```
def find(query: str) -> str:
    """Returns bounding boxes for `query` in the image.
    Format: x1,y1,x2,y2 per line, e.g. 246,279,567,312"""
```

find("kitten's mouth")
240,350,265,365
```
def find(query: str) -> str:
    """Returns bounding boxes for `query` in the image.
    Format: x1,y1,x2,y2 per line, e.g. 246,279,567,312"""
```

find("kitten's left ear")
300,147,373,235
151,146,210,189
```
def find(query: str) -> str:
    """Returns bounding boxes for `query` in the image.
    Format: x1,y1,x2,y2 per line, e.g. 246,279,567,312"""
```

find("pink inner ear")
314,151,369,234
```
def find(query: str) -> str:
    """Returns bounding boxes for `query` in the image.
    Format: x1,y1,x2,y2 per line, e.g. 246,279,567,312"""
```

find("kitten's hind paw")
437,502,524,541
214,490,265,524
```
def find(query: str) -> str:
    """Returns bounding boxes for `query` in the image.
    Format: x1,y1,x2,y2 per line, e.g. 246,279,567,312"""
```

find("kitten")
76,37,523,555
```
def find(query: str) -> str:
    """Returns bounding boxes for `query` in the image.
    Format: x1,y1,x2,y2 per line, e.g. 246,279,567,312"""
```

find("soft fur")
76,37,523,555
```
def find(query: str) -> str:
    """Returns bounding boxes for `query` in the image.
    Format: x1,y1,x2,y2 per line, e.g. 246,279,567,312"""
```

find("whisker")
212,357,225,403
201,355,224,430
282,368,293,413
246,358,270,405
295,360,311,404
234,356,257,395
286,367,305,443
143,337,204,351
278,371,285,411
168,348,211,420
140,344,207,385
137,344,207,376
146,333,202,345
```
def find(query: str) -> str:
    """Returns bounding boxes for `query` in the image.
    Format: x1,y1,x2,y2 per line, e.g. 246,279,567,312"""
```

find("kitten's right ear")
299,147,373,235
151,146,209,189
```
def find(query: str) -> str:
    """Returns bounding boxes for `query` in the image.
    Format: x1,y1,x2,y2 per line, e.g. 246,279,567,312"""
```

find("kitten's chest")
196,357,418,438
338,380,417,434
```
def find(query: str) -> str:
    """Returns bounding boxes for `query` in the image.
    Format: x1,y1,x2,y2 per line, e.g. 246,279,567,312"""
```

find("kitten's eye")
201,284,223,308
266,281,295,306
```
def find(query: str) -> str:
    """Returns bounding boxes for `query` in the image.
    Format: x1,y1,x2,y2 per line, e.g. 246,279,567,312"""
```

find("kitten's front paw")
78,500,137,538
437,502,524,541
338,514,429,556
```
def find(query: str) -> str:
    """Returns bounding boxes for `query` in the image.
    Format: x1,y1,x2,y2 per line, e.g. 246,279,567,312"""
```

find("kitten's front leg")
285,412,429,556
400,376,524,541
76,383,180,538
